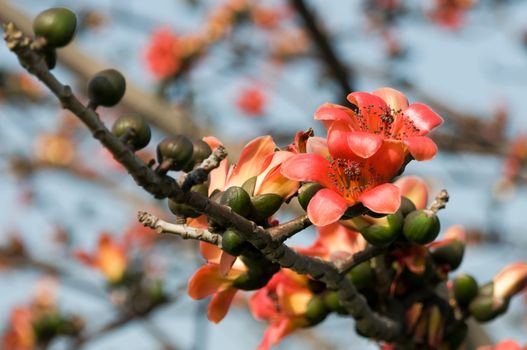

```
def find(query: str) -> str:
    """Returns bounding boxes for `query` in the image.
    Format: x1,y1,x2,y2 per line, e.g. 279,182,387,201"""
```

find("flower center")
327,158,379,202
355,105,421,139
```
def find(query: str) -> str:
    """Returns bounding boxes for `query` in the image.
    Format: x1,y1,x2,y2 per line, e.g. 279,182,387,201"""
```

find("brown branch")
289,0,354,100
268,214,311,242
4,24,402,341
334,246,386,274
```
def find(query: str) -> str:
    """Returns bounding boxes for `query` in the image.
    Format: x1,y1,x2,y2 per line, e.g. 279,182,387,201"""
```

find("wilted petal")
403,103,443,135
360,183,401,214
307,189,349,226
373,87,409,112
208,288,238,323
404,136,438,161
394,176,428,210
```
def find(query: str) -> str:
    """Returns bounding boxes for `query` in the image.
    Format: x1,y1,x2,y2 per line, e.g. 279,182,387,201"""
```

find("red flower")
315,87,443,161
281,136,403,226
145,28,182,79
249,269,313,350
478,340,527,350
236,86,266,116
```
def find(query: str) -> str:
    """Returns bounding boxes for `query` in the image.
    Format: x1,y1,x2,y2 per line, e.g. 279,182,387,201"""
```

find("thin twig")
334,246,386,274
178,146,227,191
137,211,222,246
268,214,311,242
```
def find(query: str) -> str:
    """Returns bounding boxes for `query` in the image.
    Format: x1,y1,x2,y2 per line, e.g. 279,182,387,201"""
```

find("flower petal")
347,92,389,130
394,176,428,210
347,131,383,158
208,288,238,323
219,252,238,277
314,103,354,123
306,136,330,158
327,122,355,159
404,136,438,161
255,151,298,198
227,136,276,187
493,262,527,299
257,318,297,350
208,159,229,195
359,183,401,214
307,189,349,226
188,264,234,299
280,154,333,189
403,103,443,135
373,87,409,111
199,242,223,263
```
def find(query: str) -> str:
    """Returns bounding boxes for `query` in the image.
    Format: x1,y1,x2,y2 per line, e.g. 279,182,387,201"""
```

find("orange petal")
360,183,401,214
188,264,233,299
208,288,238,323
227,136,276,187
394,176,428,210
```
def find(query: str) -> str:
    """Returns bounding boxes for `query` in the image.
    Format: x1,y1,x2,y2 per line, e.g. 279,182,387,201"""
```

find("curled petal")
227,136,276,187
404,136,438,161
347,131,383,158
307,189,349,226
208,288,238,323
394,176,428,210
403,103,443,135
188,264,240,299
314,103,354,123
202,136,223,150
280,154,333,189
219,252,238,277
360,183,401,214
373,87,409,112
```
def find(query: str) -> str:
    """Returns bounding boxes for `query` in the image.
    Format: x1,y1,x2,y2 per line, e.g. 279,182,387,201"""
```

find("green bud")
111,114,151,151
221,229,249,256
399,196,417,217
241,176,257,196
297,182,323,210
88,69,126,107
167,199,200,218
468,294,509,322
250,194,283,222
220,186,252,218
403,210,440,245
347,261,373,289
430,240,465,271
323,291,346,314
191,139,212,164
157,135,194,170
33,8,77,48
305,296,328,326
453,274,478,306
360,211,403,247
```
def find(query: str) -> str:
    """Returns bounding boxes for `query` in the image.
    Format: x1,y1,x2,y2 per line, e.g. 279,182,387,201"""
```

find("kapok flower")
281,136,403,226
236,86,266,116
249,269,314,350
74,233,128,284
1,307,35,350
187,242,246,323
207,135,299,273
315,87,443,162
145,28,181,79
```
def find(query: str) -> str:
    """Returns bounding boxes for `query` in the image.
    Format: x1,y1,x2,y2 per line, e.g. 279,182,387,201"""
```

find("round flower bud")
250,193,283,222
453,274,478,306
360,211,403,247
220,186,252,218
182,140,212,172
33,8,77,48
167,199,200,218
221,229,249,256
111,114,151,150
468,294,509,322
297,182,323,210
157,135,194,171
399,196,417,217
323,291,347,314
305,297,328,326
403,209,440,244
430,240,465,271
88,69,126,107
347,261,374,289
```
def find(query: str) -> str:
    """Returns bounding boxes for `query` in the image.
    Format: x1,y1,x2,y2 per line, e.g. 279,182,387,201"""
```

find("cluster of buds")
1,280,83,349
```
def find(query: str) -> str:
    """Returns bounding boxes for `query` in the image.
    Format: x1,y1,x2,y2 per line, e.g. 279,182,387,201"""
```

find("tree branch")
3,24,402,341
138,211,222,246
334,246,386,274
268,214,311,242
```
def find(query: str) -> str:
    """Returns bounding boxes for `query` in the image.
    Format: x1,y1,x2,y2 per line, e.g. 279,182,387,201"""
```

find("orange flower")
478,340,527,350
249,269,313,350
187,243,246,323
75,233,128,283
1,307,35,350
